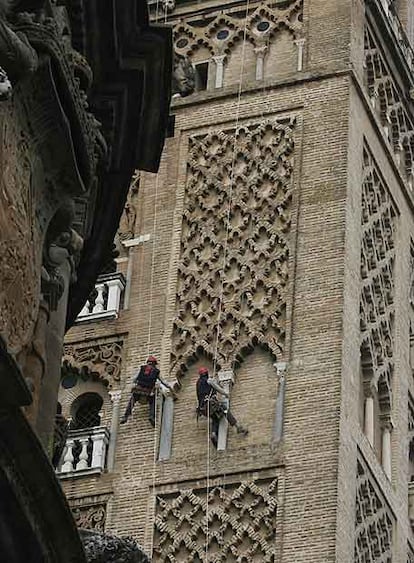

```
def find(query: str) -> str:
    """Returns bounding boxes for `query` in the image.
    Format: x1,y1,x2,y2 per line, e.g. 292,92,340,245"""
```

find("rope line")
206,3,250,561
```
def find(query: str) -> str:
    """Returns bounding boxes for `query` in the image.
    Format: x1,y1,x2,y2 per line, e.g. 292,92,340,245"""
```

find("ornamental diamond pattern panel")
171,118,294,374
360,147,397,412
354,458,394,563
153,475,279,562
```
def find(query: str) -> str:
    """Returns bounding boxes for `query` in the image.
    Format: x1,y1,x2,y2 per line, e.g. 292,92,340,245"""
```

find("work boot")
236,424,248,436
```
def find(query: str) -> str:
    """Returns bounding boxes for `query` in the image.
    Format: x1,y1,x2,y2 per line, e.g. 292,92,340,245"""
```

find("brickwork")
60,0,414,561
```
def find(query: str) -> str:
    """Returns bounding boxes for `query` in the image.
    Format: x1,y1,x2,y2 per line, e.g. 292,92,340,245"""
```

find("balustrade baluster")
61,439,75,472
92,283,105,313
77,438,90,470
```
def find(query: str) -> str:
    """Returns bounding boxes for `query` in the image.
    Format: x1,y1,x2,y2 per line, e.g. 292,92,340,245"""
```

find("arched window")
71,393,103,430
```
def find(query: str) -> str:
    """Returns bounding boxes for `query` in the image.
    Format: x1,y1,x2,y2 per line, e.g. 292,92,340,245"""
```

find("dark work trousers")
201,398,237,444
123,392,156,425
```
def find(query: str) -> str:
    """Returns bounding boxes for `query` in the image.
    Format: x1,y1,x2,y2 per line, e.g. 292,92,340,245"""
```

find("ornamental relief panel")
0,105,41,354
153,471,281,562
173,0,303,58
360,147,397,414
171,117,295,376
69,494,111,532
354,457,394,563
62,338,124,389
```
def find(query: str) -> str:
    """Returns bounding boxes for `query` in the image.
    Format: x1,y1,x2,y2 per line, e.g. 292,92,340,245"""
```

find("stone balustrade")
77,272,126,322
58,426,110,478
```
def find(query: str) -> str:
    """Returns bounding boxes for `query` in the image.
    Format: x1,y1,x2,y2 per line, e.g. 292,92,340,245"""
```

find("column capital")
293,37,306,47
379,413,394,430
273,361,287,379
218,369,235,385
212,54,226,64
253,45,268,56
109,390,122,403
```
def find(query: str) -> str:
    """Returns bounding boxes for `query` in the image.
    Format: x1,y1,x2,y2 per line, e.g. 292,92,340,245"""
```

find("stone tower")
59,0,414,561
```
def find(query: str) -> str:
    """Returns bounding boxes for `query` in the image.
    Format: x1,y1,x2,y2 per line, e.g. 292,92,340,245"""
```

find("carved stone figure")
161,0,176,12
80,530,150,563
172,53,195,97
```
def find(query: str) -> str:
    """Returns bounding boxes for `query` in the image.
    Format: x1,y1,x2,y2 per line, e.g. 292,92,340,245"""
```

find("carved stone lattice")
364,23,414,183
72,503,107,532
360,147,397,413
63,340,123,388
153,476,279,562
354,458,394,563
173,1,303,58
171,118,294,374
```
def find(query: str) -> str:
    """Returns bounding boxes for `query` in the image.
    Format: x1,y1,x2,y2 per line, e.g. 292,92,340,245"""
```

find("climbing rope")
205,2,251,561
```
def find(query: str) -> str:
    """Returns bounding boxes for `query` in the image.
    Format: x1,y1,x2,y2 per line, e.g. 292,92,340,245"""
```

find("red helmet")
198,367,209,376
147,355,158,364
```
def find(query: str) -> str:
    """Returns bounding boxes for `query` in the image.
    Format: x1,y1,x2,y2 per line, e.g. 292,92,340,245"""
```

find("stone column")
159,392,174,461
254,46,267,80
294,38,306,72
107,390,122,471
217,369,235,451
364,394,375,447
273,361,287,443
212,55,226,88
381,417,393,479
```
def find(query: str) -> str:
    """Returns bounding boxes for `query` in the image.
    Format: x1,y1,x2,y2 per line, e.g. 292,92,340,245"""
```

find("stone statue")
172,52,195,97
161,0,175,12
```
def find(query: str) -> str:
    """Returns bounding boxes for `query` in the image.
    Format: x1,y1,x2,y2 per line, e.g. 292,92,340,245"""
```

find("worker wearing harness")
196,367,248,447
120,356,171,426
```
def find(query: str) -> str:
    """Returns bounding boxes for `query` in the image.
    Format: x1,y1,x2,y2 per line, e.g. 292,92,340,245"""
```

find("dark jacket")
135,364,159,390
196,375,215,406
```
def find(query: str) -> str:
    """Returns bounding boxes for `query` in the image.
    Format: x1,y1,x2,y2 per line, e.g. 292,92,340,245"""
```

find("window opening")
72,393,103,429
194,62,208,91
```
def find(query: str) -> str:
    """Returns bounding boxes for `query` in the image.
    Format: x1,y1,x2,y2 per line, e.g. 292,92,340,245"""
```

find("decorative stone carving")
63,339,124,388
0,106,40,355
360,147,396,416
354,458,394,563
153,474,280,562
173,0,303,59
119,171,140,241
72,503,107,532
161,0,176,13
364,23,414,186
171,118,294,376
80,529,149,563
172,53,195,97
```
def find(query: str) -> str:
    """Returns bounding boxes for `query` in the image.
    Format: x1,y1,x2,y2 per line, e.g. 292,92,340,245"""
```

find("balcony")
77,272,125,323
57,426,110,478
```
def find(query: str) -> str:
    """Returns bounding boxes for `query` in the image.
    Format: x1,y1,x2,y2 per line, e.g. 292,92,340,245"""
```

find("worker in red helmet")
120,356,172,426
196,366,248,447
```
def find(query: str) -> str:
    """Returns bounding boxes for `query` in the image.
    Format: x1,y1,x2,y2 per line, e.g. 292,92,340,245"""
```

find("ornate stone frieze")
354,457,394,563
171,117,294,375
360,147,397,414
62,338,124,388
153,471,280,562
173,0,303,58
70,498,108,532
